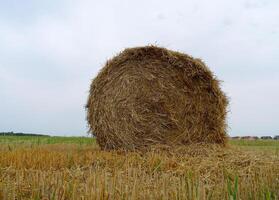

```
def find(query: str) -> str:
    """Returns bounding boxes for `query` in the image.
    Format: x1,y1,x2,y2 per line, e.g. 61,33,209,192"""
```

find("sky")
0,0,278,137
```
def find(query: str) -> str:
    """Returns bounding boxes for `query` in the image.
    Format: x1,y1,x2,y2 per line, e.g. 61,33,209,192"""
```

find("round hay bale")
86,46,228,150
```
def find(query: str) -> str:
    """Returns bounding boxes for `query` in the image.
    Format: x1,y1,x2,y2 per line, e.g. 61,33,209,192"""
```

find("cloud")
0,0,278,136
225,79,279,136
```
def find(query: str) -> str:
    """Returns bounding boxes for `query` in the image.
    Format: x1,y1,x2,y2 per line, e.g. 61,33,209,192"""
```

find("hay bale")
86,46,228,150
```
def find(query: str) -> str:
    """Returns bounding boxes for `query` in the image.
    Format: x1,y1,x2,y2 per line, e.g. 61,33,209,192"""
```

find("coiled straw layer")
86,46,228,150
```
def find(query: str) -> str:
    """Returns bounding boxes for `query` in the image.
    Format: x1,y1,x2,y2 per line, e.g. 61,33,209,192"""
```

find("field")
0,136,278,200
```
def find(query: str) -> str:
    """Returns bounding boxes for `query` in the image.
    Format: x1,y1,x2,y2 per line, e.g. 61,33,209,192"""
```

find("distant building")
251,136,259,140
230,136,241,140
261,136,273,140
240,136,258,140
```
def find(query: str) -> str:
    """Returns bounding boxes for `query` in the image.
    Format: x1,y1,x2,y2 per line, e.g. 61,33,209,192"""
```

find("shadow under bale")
86,46,228,150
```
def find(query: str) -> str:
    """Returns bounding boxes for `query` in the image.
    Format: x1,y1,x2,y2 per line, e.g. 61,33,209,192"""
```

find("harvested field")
0,136,278,200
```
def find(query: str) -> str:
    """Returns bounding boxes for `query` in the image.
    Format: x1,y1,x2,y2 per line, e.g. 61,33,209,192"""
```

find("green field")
0,135,95,145
1,135,278,149
230,139,279,151
0,136,278,200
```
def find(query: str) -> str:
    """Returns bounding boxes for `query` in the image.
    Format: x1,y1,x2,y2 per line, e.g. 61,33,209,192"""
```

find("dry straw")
86,46,228,150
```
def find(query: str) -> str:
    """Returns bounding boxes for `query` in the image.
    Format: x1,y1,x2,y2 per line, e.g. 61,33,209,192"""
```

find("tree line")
0,132,50,137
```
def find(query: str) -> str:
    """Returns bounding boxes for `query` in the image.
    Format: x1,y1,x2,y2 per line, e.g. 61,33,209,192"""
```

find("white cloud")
225,79,279,136
0,0,278,136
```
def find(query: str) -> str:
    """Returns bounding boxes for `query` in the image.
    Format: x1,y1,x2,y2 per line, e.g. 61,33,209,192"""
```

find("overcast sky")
0,0,278,136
